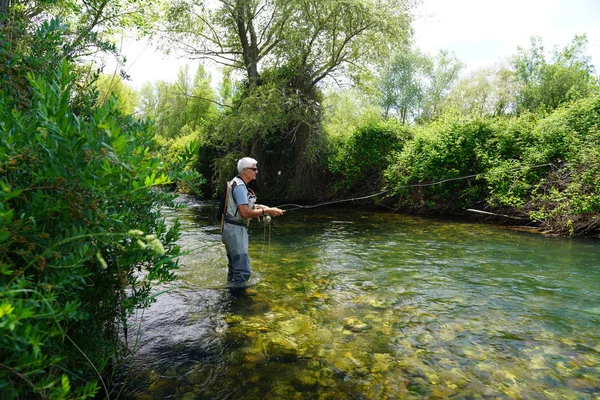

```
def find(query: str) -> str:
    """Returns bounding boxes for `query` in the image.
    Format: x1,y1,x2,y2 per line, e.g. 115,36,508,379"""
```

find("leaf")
0,302,15,318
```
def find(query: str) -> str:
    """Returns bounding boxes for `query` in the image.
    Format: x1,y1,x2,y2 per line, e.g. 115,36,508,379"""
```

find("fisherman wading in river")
220,157,285,290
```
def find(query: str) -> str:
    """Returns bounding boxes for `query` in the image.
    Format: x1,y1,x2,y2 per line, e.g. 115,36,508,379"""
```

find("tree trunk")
235,0,260,85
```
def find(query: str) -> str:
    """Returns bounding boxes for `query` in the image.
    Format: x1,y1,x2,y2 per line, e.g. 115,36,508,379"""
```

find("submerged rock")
264,332,299,360
343,317,369,332
371,353,394,373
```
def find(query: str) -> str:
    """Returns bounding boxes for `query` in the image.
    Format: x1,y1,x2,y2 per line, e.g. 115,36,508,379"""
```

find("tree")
443,65,518,117
378,47,463,124
2,0,156,57
137,64,217,138
0,0,158,108
323,88,381,138
379,47,431,123
160,0,413,89
95,73,138,114
512,35,599,113
189,64,219,126
160,0,414,199
420,50,464,121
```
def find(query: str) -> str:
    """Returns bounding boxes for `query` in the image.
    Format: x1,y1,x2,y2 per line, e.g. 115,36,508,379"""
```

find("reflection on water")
119,195,600,399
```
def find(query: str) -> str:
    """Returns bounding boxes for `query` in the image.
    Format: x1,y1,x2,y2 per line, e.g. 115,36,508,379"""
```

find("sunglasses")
246,167,258,172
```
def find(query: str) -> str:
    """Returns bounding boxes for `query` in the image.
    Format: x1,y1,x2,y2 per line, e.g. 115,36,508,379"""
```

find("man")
221,157,284,289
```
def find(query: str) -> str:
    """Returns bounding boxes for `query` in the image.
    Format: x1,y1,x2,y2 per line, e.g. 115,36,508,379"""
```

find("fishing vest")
225,176,256,226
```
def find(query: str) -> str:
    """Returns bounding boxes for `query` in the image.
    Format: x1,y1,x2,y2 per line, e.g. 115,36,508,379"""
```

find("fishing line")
258,218,267,272
274,162,554,211
257,216,272,273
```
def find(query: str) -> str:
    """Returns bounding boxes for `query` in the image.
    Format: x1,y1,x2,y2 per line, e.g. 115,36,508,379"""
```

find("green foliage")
94,73,138,115
160,0,413,87
154,126,205,194
0,17,67,108
384,94,600,235
329,120,410,195
512,35,599,114
322,88,381,139
209,72,323,199
0,59,195,398
159,0,413,201
386,118,493,212
137,64,214,191
421,50,465,122
442,66,519,118
138,65,217,138
379,46,432,123
379,46,464,123
523,96,600,233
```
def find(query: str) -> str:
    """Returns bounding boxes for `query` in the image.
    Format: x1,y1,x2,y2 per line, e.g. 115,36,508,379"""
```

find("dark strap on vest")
224,216,247,227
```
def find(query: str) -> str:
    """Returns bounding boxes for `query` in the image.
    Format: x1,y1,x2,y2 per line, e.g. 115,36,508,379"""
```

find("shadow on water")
116,195,600,399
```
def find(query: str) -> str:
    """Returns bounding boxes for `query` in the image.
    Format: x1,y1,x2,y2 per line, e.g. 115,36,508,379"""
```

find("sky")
107,0,600,88
412,0,600,73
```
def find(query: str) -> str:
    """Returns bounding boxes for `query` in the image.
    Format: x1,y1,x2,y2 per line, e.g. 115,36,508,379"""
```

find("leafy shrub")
386,117,494,212
154,125,205,194
0,60,194,398
523,95,600,234
209,74,323,200
384,95,600,235
0,18,67,109
329,120,410,195
478,115,541,209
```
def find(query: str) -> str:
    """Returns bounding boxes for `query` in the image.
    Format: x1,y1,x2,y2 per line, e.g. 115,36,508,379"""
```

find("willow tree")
379,47,431,123
512,35,599,114
442,66,518,118
159,0,414,199
379,47,463,124
160,0,412,83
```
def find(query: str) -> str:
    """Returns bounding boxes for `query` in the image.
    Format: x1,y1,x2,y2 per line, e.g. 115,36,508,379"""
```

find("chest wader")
221,177,255,288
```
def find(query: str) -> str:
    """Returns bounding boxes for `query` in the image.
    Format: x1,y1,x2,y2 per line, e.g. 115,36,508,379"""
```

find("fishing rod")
273,162,554,212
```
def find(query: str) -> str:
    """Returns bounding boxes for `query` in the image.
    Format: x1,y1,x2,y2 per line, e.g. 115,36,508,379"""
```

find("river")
119,195,600,399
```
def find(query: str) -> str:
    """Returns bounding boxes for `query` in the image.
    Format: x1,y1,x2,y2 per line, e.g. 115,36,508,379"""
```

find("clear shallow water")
120,196,600,399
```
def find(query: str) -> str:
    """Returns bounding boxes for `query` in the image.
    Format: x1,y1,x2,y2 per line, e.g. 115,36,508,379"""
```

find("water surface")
122,196,600,399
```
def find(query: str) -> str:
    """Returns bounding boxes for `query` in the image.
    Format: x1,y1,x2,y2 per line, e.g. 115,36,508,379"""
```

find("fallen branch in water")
466,209,529,221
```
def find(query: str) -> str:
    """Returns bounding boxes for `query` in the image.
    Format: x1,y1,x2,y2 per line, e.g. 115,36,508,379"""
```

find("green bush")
0,18,67,109
523,95,600,234
478,115,541,209
386,117,494,212
384,95,600,235
154,125,205,194
480,96,600,233
0,60,192,398
209,74,324,200
329,120,410,195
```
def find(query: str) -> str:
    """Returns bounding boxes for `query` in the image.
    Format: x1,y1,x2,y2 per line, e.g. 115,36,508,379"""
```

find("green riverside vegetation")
0,9,198,399
1,0,599,397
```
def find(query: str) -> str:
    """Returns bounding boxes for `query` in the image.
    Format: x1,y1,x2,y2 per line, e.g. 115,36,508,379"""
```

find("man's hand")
264,207,285,217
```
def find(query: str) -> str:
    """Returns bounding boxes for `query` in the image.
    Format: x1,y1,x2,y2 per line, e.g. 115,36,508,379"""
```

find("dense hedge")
0,60,193,397
329,121,410,195
385,118,494,212
383,95,600,235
